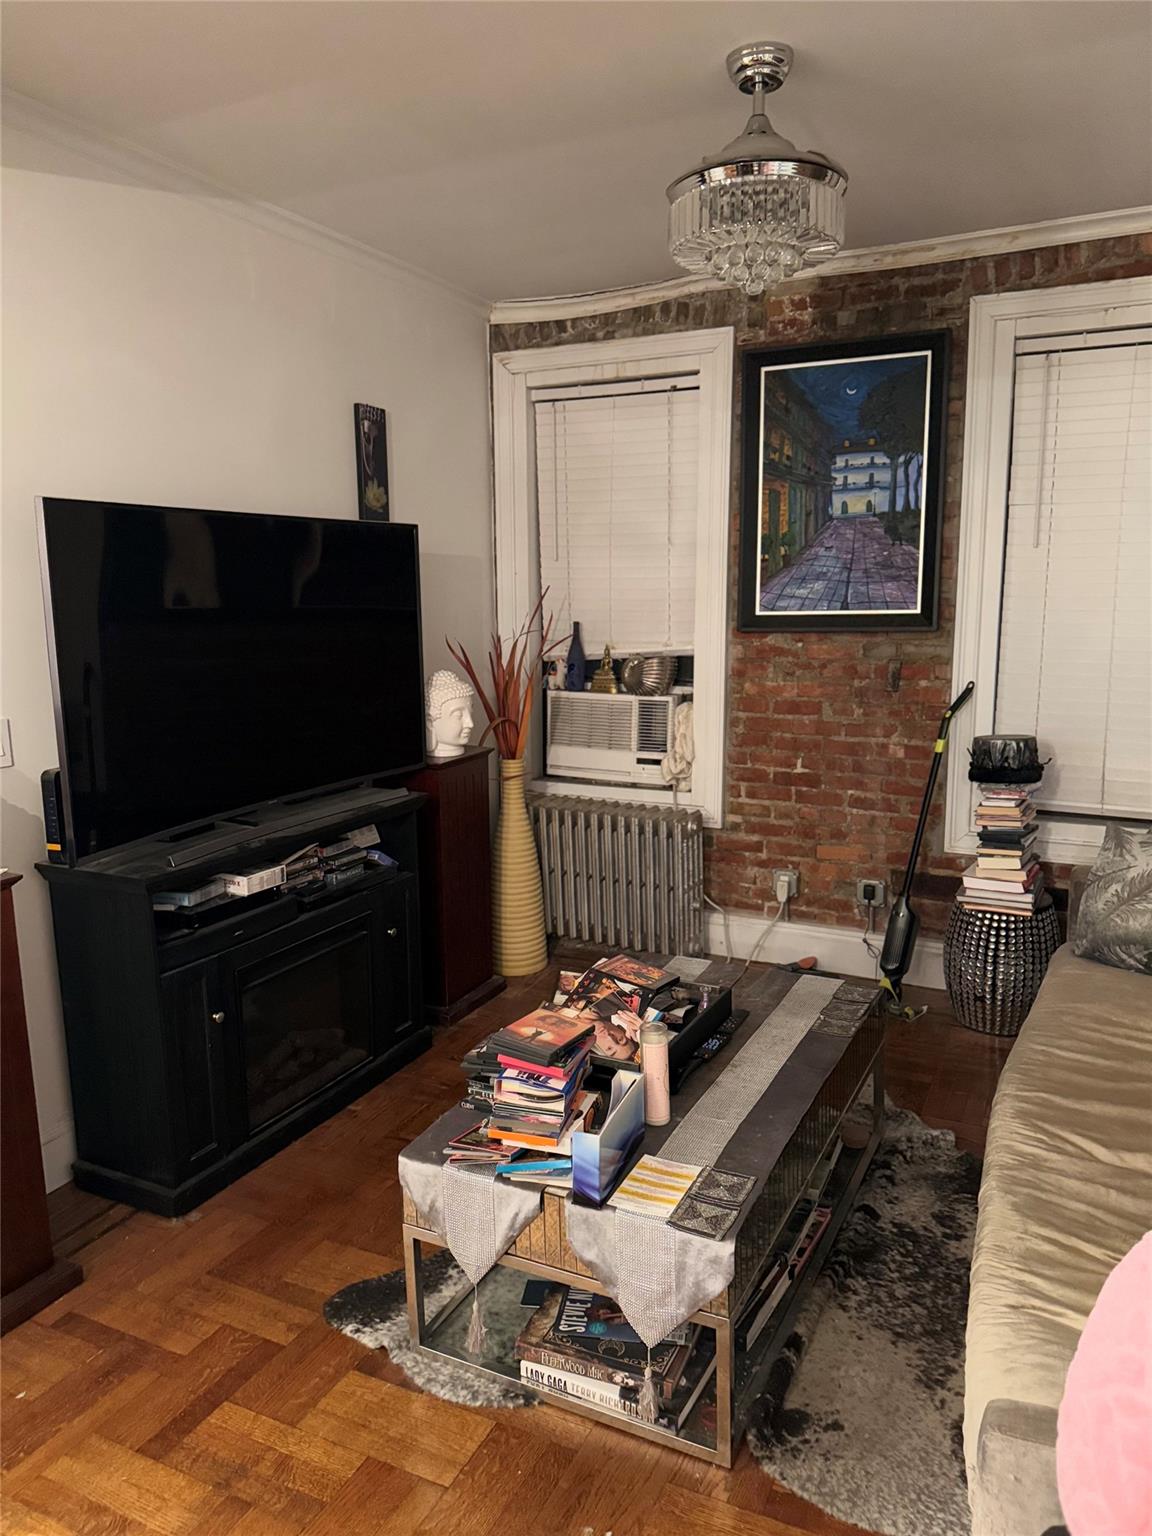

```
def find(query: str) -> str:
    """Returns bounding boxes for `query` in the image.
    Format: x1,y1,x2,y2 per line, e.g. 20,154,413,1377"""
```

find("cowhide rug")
746,1105,979,1536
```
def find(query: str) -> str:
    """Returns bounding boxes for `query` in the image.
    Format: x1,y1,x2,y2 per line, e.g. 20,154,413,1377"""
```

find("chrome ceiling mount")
726,41,793,95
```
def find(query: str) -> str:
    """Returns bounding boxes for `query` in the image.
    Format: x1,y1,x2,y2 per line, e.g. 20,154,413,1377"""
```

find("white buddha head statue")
425,669,475,758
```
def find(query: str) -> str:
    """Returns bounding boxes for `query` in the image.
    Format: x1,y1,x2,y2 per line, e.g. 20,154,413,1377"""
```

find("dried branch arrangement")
447,591,567,760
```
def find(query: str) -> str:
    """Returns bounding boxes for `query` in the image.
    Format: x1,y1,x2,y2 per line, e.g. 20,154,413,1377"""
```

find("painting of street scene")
738,336,945,630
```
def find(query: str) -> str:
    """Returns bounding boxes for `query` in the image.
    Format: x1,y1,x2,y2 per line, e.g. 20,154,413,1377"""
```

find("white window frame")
492,328,734,827
946,276,1152,867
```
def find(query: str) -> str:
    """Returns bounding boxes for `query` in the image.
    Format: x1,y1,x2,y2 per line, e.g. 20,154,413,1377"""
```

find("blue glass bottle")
565,621,586,692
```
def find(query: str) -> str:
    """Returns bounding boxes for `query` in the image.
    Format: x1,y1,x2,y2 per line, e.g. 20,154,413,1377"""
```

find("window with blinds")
533,378,699,655
995,334,1151,819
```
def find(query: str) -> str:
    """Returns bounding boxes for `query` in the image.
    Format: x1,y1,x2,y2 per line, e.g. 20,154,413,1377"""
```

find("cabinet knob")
386,926,399,938
210,1011,226,1025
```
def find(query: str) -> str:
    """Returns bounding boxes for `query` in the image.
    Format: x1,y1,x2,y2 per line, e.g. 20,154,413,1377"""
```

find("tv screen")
39,499,424,859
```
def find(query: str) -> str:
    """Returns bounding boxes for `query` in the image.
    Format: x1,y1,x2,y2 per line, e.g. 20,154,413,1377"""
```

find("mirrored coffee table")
402,963,885,1467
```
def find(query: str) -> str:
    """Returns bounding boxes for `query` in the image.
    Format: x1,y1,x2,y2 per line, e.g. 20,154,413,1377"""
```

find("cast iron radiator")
528,795,704,956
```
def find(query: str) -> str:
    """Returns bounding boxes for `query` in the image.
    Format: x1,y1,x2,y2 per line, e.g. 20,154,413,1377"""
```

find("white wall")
1,120,494,1190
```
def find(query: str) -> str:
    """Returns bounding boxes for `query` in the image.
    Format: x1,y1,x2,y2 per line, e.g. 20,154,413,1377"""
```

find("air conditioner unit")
545,693,676,787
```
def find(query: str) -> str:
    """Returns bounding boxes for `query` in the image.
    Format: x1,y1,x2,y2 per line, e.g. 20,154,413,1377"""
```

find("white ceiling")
3,1,1149,302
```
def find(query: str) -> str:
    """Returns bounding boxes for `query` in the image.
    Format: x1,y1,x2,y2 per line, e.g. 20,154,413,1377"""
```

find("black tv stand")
38,789,430,1215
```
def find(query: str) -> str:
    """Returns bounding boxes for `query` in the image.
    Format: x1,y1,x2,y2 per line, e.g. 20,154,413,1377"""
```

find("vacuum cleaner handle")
880,681,974,1011
937,681,975,742
898,680,976,897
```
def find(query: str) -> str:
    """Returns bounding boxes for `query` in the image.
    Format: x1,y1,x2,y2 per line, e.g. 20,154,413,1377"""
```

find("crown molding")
6,91,1146,329
489,205,1152,324
2,91,489,317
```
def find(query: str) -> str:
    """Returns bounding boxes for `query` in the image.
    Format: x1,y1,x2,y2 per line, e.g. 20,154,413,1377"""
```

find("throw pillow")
1072,822,1152,974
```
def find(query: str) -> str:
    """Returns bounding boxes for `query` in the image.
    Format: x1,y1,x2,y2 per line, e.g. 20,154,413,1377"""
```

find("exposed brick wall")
492,234,1152,935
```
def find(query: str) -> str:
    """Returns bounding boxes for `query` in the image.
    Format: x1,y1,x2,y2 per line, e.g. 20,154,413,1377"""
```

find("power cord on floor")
702,892,732,963
860,902,882,976
733,894,785,984
704,873,790,979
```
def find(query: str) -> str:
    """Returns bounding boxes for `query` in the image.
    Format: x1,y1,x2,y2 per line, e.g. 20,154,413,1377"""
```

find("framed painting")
738,332,948,630
354,403,390,521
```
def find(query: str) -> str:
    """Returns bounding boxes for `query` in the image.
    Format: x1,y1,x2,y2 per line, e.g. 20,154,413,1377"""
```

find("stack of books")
959,788,1043,915
515,1283,716,1430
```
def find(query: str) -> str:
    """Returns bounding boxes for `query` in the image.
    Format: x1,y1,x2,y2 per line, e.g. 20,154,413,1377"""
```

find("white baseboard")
703,908,946,992
40,1120,76,1194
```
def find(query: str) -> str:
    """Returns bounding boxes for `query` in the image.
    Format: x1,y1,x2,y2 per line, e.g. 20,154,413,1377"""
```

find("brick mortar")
492,235,1152,933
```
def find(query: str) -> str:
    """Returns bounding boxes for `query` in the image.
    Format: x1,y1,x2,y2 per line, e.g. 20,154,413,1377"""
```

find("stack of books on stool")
959,787,1044,915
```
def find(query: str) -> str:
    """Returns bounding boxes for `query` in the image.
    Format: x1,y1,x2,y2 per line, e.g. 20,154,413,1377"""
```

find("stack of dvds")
459,1040,501,1114
451,954,685,1190
551,955,679,1069
959,788,1043,915
313,824,384,891
485,1009,597,1181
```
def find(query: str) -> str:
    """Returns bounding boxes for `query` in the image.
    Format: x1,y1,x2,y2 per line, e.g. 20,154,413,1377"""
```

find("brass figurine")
589,644,618,694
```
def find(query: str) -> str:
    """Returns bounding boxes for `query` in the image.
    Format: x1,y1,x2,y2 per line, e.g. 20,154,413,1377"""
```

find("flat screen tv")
39,499,425,861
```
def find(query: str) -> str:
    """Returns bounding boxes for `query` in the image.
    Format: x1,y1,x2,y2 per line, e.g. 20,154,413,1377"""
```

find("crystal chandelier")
667,42,847,297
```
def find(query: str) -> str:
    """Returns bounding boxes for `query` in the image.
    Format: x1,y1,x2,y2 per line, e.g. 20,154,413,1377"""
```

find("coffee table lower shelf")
402,1055,884,1468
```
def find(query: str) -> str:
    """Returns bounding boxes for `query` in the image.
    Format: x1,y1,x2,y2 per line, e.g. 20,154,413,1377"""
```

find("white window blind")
995,336,1152,818
533,379,699,654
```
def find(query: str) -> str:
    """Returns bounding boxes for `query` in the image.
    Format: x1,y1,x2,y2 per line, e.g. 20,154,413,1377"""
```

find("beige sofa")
964,905,1152,1536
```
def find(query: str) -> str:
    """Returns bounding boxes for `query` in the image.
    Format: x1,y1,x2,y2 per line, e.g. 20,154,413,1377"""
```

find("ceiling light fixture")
666,42,847,297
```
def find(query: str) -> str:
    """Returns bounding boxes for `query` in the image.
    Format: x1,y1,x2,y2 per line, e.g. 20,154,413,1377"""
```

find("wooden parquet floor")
2,963,1011,1536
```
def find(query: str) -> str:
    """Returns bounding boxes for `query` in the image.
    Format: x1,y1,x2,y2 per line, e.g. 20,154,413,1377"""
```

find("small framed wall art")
738,332,948,631
354,403,390,521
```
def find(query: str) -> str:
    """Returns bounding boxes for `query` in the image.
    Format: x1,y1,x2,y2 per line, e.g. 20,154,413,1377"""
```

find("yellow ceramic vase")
492,757,548,977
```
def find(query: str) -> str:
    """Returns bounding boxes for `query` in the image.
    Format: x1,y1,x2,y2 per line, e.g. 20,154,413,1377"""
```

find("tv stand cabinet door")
375,876,420,1044
160,959,231,1177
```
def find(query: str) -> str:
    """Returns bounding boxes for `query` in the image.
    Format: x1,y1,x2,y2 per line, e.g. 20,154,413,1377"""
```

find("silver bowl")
621,655,677,695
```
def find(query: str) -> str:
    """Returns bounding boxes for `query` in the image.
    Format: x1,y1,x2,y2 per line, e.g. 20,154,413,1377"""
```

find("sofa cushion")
969,1400,1063,1536
1072,822,1152,974
964,944,1152,1477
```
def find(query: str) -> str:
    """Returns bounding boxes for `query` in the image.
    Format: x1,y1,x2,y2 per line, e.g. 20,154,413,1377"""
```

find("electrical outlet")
0,718,12,770
856,878,887,908
772,868,799,903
